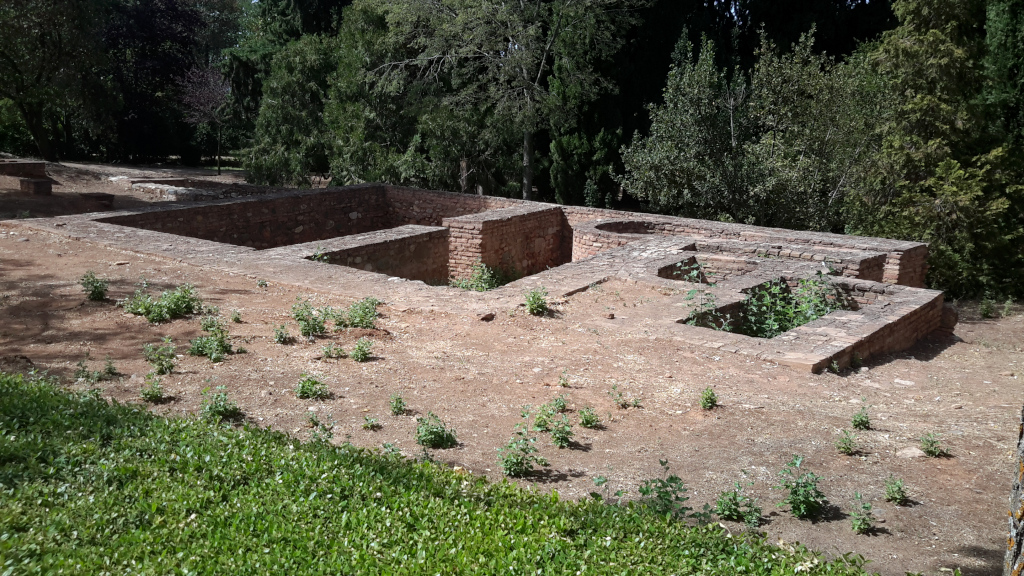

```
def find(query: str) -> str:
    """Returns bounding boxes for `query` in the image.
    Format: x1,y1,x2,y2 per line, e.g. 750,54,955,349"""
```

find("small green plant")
16,210,30,219
699,386,718,410
362,416,381,431
579,406,601,428
851,405,871,430
189,316,233,362
739,272,845,338
389,394,407,416
256,279,268,288
920,432,948,457
835,430,857,455
273,324,294,345
321,342,346,359
524,287,549,316
497,423,548,477
715,480,762,527
550,394,568,413
381,442,400,455
120,282,202,323
310,246,330,263
201,386,242,421
415,412,457,449
102,355,119,379
292,297,327,339
775,455,826,520
608,384,632,409
450,262,515,292
79,271,109,301
549,414,574,448
308,413,334,443
557,372,570,388
230,310,242,323
142,337,176,375
349,337,372,362
828,360,840,374
532,403,556,432
638,460,694,519
1003,298,1015,317
884,474,909,505
849,493,874,535
295,374,329,400
334,297,381,330
140,373,164,403
980,294,995,318
73,355,101,383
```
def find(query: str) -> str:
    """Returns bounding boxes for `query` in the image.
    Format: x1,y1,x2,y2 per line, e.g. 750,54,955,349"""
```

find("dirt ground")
1,162,1022,576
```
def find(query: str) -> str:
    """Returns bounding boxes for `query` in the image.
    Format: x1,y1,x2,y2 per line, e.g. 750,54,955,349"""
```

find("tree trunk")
459,158,469,193
1005,405,1024,575
522,130,534,200
18,101,56,161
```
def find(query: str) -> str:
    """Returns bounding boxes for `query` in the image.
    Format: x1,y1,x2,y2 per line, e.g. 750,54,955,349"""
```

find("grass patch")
120,282,203,323
450,262,516,292
0,371,873,575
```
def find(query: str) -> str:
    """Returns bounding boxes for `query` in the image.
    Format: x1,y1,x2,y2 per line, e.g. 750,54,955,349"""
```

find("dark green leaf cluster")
120,283,203,324
79,271,108,301
414,412,457,449
142,337,176,375
775,455,827,520
450,262,516,292
715,481,762,527
188,316,233,362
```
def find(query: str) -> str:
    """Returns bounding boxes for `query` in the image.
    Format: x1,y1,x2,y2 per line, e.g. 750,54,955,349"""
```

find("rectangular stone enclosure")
20,183,951,372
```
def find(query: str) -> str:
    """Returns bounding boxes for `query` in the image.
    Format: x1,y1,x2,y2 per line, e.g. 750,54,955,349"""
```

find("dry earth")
2,162,1022,576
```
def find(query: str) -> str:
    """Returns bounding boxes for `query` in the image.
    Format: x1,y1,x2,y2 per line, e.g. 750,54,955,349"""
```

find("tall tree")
0,0,106,160
985,0,1024,147
364,0,646,199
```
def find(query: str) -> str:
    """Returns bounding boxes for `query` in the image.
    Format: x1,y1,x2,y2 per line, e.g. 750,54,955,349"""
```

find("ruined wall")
324,226,449,284
445,206,566,279
384,186,522,226
99,186,391,249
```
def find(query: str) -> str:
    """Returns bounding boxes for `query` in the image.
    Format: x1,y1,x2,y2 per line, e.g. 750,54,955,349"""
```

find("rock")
859,366,869,373
605,313,615,319
478,312,495,322
16,237,28,242
894,379,915,386
1001,371,1016,377
952,404,963,409
897,447,926,458
664,373,673,378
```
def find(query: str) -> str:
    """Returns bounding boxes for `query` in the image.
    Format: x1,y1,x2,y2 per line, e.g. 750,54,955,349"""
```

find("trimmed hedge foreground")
0,372,874,575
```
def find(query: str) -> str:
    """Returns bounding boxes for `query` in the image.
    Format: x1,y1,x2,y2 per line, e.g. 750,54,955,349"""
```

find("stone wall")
323,226,449,284
99,186,391,249
1005,407,1024,576
444,205,566,279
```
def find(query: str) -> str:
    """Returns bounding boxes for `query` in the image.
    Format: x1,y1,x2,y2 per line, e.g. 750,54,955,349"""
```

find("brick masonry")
12,183,949,372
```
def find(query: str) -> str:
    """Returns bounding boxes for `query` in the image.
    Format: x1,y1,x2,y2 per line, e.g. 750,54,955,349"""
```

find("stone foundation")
15,183,949,372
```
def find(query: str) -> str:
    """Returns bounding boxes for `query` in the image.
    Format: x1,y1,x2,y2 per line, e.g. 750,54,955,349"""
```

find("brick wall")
324,227,449,284
99,186,391,249
444,206,567,279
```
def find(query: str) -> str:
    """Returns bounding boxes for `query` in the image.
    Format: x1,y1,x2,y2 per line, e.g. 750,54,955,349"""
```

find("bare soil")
1,162,1021,576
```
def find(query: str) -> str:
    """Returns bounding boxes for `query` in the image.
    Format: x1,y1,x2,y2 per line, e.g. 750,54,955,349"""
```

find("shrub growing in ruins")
715,481,762,527
524,287,549,316
332,297,381,330
389,394,407,415
497,423,548,477
849,493,874,535
362,416,381,430
739,273,844,338
292,297,328,338
321,342,345,359
415,412,457,449
349,338,372,362
638,460,695,520
851,406,871,430
884,474,909,506
920,432,949,457
775,455,826,520
578,407,601,428
121,282,202,323
295,374,329,400
699,387,718,410
450,262,515,291
273,324,294,344
140,373,164,403
201,386,242,421
188,316,233,362
835,430,857,455
143,337,176,375
549,414,574,448
79,271,108,301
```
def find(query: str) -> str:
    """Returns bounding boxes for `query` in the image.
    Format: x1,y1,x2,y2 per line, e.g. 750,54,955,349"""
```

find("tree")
619,33,880,231
985,0,1024,147
180,66,231,174
362,0,645,199
0,0,106,160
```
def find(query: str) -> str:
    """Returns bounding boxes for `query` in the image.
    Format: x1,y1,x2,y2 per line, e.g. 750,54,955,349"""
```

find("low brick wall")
323,226,449,284
99,186,391,249
445,205,566,279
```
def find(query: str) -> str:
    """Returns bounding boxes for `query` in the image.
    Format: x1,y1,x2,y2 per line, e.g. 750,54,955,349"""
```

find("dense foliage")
0,371,874,574
1,0,1021,296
